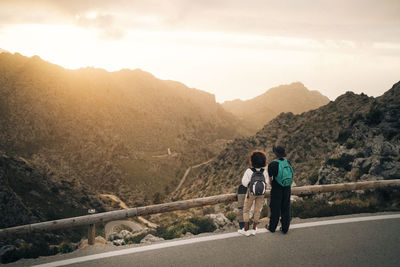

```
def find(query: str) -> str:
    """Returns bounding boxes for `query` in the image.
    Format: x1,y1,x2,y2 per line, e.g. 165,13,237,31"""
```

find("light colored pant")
237,193,246,223
243,194,264,223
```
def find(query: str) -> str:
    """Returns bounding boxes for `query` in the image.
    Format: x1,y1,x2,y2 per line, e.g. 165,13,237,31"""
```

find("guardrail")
1,179,399,244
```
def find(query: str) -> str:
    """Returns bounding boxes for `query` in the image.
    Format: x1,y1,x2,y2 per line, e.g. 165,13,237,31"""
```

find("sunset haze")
0,0,399,102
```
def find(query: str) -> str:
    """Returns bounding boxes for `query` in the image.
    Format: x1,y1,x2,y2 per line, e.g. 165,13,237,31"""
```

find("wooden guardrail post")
88,209,96,245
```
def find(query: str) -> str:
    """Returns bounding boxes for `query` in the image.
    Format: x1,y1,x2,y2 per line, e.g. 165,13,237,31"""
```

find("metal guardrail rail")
1,180,399,242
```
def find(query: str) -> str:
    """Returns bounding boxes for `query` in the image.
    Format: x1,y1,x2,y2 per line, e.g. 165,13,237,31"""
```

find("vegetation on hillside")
0,52,244,205
176,82,400,199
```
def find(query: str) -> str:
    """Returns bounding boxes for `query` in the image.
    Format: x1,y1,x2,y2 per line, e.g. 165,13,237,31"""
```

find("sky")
0,0,399,102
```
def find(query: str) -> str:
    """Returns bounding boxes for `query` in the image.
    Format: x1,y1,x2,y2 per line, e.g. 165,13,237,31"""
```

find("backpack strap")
250,168,256,172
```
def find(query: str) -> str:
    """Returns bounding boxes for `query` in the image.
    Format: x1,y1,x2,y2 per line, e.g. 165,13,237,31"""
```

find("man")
266,145,294,234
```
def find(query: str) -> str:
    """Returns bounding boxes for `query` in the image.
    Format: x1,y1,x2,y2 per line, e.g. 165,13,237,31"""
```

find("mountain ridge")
175,81,400,199
0,52,245,206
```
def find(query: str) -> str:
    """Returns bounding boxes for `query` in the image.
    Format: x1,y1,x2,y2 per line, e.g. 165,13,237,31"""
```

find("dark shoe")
280,226,287,234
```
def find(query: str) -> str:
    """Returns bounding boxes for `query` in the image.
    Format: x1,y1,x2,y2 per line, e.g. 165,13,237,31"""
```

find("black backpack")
248,168,266,196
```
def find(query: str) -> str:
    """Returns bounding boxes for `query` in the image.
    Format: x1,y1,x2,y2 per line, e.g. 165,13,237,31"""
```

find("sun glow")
1,21,398,102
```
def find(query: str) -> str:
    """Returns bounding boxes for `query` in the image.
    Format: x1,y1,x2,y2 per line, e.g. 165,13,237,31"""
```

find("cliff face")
222,82,330,134
0,152,107,228
176,82,400,199
0,53,244,205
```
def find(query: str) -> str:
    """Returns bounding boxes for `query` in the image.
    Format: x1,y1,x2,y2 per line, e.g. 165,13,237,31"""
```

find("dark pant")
269,185,291,233
237,185,247,229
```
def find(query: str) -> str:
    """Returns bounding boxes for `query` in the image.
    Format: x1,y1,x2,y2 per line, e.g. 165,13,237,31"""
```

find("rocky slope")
176,82,400,199
0,52,245,205
0,151,107,228
0,151,114,263
222,82,330,134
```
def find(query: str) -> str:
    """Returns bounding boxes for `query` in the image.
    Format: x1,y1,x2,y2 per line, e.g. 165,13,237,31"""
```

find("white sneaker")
238,228,251,236
251,228,257,236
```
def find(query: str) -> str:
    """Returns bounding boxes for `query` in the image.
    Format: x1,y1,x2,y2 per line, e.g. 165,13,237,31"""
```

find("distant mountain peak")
222,82,330,134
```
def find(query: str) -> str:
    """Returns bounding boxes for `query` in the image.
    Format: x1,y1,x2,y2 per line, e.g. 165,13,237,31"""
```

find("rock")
184,232,193,237
352,158,365,168
79,236,109,249
94,236,108,244
108,229,134,241
381,142,398,157
380,161,400,179
359,174,383,181
205,213,231,228
112,239,126,246
347,148,359,156
371,136,385,155
13,239,27,248
118,230,131,239
290,195,301,202
361,158,374,174
107,233,119,241
0,245,16,264
140,234,164,244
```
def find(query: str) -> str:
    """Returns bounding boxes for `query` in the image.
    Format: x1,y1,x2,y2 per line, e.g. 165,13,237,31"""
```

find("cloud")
75,12,126,40
0,0,126,40
0,0,399,44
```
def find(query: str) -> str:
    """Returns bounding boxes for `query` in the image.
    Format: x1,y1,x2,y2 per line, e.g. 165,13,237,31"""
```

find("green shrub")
152,192,163,204
308,172,319,185
291,198,377,219
355,152,365,158
188,216,216,234
350,113,364,125
383,130,398,140
155,224,184,240
124,232,148,244
226,212,237,222
291,189,400,219
202,206,215,215
336,129,352,144
155,216,216,240
326,154,355,171
60,243,74,254
366,107,384,125
346,141,355,149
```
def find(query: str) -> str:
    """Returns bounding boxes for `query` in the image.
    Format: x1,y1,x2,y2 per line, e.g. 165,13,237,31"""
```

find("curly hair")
249,151,267,168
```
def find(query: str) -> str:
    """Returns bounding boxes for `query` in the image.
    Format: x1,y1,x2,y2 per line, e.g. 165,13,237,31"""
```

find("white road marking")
32,214,400,267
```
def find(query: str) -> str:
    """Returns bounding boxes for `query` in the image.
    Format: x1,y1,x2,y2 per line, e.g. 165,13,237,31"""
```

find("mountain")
0,48,9,54
0,151,107,229
222,82,330,133
0,151,111,263
175,82,400,199
0,52,245,205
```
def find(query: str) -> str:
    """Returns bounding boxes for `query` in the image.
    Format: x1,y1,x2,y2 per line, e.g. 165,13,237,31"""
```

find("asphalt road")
9,213,400,267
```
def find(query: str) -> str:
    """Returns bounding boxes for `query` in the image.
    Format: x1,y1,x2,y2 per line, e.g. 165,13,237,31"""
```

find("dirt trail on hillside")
100,194,158,228
171,158,215,195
